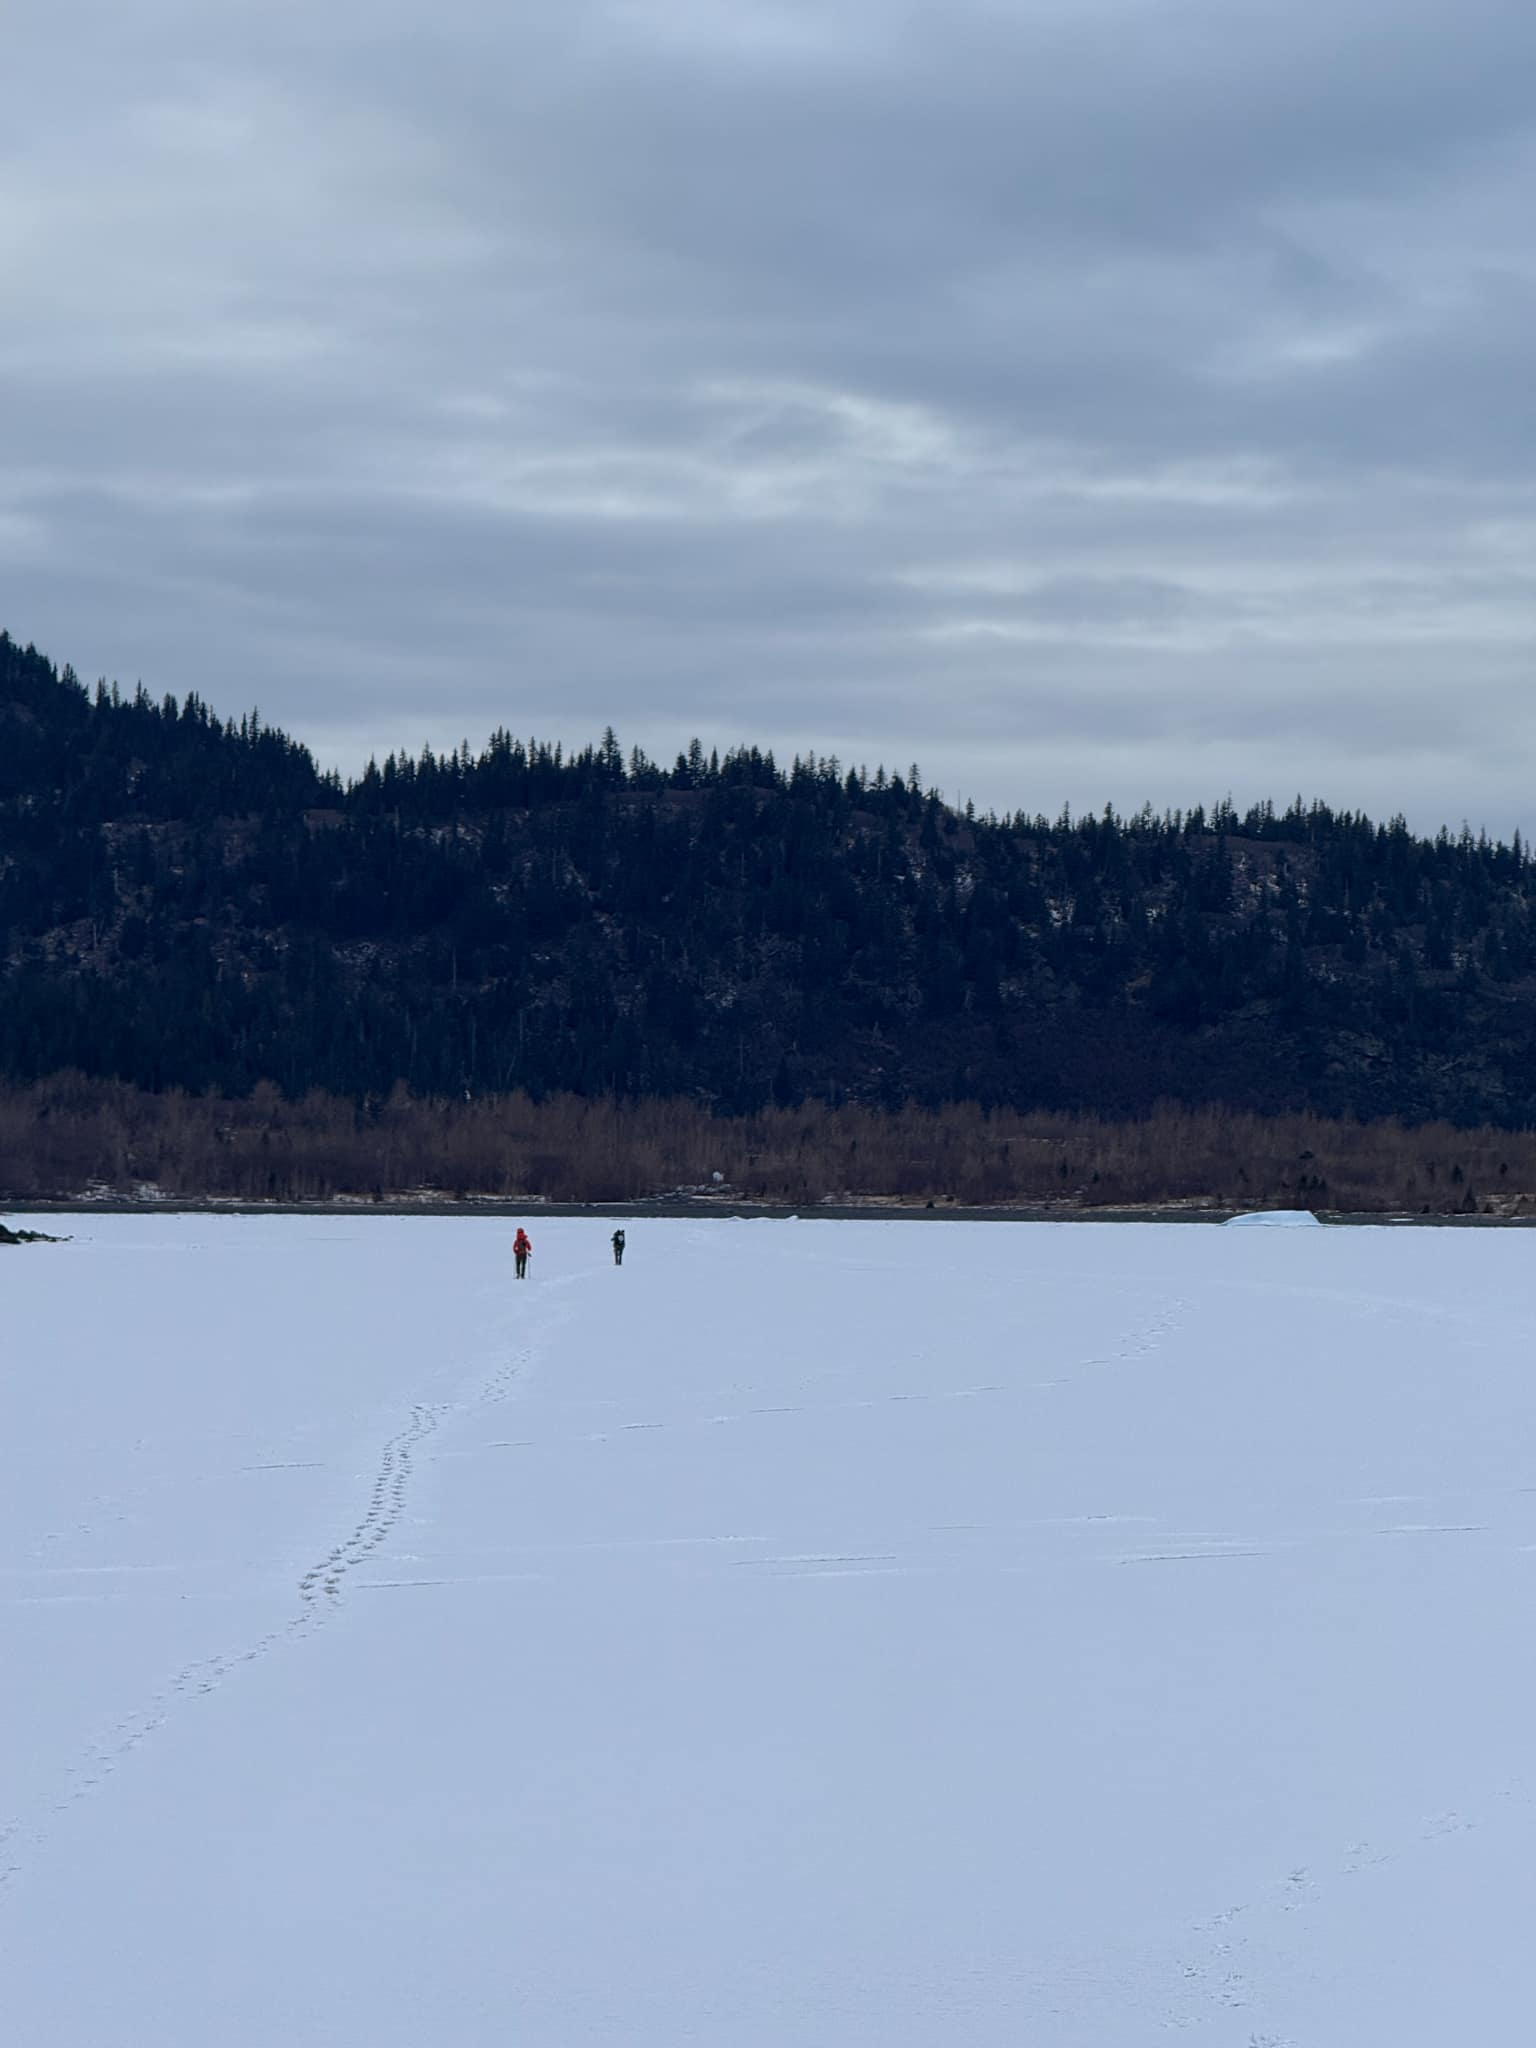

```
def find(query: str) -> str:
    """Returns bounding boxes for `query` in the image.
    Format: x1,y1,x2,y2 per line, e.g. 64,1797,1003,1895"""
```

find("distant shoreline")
8,1196,1535,1227
7,1081,1532,1220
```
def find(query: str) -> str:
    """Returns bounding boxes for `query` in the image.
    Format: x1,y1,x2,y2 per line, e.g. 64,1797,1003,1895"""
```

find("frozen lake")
4,1213,1536,2044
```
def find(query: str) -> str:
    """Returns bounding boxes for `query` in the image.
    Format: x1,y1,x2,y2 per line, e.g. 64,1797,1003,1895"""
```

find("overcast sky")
5,0,1535,830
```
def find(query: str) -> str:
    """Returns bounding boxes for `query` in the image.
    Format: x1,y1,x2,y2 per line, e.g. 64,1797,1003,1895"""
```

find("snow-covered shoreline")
11,1194,1536,1227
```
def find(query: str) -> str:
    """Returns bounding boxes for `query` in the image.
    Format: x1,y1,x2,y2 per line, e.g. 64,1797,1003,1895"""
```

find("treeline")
7,629,1536,1124
3,1075,1533,1214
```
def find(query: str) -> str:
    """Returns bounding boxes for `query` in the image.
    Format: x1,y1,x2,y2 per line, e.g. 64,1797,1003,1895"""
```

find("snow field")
4,1214,1536,2043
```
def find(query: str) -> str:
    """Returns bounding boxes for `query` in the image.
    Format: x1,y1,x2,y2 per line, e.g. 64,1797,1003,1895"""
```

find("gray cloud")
4,0,1536,832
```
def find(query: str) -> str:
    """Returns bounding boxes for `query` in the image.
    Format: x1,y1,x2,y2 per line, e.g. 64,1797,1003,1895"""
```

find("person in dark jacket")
611,1229,626,1267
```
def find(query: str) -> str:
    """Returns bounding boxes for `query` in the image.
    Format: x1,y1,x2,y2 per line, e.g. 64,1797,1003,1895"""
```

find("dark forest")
5,630,1536,1197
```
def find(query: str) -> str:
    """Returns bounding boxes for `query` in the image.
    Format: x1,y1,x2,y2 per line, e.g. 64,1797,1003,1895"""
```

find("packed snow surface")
5,1214,1536,2045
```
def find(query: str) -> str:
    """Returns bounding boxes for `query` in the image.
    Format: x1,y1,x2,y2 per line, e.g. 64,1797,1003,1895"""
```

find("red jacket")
513,1230,531,1254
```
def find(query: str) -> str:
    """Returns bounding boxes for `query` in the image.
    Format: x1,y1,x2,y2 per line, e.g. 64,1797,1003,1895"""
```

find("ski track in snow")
426,1290,1192,1456
295,1399,451,1612
1155,1774,1535,2035
4,1267,1180,1894
0,1280,577,1902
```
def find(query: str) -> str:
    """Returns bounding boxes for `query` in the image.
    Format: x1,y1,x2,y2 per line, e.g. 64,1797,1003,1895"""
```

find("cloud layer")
5,0,1536,829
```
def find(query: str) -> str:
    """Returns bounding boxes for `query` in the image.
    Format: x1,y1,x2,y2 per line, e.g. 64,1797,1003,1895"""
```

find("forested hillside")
5,629,1536,1127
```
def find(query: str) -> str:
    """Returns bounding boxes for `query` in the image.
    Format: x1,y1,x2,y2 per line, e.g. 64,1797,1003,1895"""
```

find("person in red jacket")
513,1226,532,1279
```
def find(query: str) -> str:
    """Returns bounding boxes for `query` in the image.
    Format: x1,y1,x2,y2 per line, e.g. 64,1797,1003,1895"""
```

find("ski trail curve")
297,1400,449,1613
